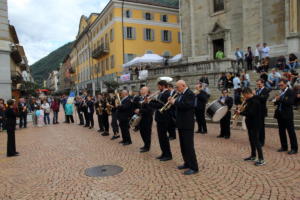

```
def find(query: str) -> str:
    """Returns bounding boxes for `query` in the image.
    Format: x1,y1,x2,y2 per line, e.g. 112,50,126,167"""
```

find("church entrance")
213,39,224,58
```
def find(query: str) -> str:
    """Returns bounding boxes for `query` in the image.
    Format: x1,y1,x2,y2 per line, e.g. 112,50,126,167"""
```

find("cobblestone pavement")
0,113,299,200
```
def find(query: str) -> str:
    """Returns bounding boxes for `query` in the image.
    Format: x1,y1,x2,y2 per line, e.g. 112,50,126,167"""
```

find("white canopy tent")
122,54,164,68
168,54,182,63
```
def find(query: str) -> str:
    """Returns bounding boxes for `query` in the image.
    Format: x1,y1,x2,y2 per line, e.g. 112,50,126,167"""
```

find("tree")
104,80,119,93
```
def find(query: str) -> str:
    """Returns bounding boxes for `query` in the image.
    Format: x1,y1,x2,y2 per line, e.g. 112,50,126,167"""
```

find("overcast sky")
8,0,109,65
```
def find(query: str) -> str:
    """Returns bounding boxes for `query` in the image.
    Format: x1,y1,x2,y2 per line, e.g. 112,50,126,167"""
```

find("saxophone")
97,102,103,115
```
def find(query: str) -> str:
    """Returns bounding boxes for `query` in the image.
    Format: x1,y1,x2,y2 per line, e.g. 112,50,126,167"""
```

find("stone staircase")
206,71,300,129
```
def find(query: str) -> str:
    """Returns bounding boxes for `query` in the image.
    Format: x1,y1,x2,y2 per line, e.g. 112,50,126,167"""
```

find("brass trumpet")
232,100,247,120
159,93,179,113
115,91,121,106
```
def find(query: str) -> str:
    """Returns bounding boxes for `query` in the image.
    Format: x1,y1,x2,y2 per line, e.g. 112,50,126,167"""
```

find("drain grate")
85,165,123,177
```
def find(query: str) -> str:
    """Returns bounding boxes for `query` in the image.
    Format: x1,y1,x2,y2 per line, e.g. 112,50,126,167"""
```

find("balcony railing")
11,70,23,83
92,43,109,59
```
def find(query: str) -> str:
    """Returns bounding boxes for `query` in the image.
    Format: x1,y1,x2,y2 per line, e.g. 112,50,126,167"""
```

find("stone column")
287,0,300,53
0,0,12,100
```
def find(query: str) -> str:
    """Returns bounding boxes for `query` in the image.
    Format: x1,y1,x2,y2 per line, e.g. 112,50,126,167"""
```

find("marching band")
72,77,298,175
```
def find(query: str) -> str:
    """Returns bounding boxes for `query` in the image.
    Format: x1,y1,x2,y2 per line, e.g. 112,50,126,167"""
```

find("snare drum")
206,100,228,122
129,114,142,129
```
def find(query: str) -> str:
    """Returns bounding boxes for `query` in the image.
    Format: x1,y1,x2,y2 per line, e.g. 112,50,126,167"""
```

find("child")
36,106,44,128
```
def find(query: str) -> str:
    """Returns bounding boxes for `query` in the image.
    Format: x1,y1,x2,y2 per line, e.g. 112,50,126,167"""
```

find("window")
110,55,115,69
105,58,109,70
110,29,114,42
146,50,153,54
124,54,136,63
144,28,154,41
109,13,113,21
124,27,136,40
161,14,168,22
178,32,181,43
161,30,172,42
125,10,132,18
214,0,224,12
144,12,152,20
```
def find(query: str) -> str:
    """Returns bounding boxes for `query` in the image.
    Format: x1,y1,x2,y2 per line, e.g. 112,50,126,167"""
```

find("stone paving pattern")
0,113,299,200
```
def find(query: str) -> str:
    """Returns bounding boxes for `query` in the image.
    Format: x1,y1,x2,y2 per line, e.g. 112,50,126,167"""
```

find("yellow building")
70,0,180,93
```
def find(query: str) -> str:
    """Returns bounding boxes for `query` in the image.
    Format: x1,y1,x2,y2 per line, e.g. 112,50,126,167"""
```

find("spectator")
260,71,269,85
5,99,18,157
276,56,287,71
235,48,244,69
18,98,28,129
294,84,300,110
254,44,262,66
241,70,250,88
218,73,227,90
245,46,254,71
36,105,44,128
266,68,281,89
61,95,67,123
233,73,242,105
261,43,270,58
30,98,39,127
51,98,60,124
41,100,50,125
259,57,270,73
225,73,234,89
287,53,299,71
65,103,74,123
215,49,225,59
200,76,209,86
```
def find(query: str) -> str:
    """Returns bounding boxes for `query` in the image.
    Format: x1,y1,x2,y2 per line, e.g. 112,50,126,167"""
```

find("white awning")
123,54,164,68
169,54,182,63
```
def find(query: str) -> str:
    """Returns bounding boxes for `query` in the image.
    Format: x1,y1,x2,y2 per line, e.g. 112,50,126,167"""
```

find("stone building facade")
180,0,300,62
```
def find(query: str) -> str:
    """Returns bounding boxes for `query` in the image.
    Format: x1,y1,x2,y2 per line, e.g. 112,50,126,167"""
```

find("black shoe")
111,135,120,140
7,154,19,157
224,136,230,139
217,135,224,138
254,160,265,166
140,148,149,153
123,141,132,146
156,155,164,160
183,169,199,175
15,152,19,155
177,165,189,170
244,156,256,161
277,148,288,152
169,137,176,141
160,157,172,162
288,150,298,155
101,132,109,136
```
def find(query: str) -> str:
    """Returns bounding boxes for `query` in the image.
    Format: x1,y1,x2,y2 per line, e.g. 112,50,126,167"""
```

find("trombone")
159,93,179,113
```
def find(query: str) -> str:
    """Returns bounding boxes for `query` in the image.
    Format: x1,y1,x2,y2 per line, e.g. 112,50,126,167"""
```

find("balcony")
10,49,22,64
92,43,109,59
11,70,23,83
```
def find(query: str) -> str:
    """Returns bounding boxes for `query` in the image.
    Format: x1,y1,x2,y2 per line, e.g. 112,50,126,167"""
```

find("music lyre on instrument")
206,100,228,122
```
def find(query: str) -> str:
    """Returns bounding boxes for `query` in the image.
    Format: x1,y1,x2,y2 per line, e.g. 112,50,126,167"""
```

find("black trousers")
111,111,119,134
195,109,207,132
178,129,198,171
247,60,253,70
19,112,27,128
277,117,298,151
87,112,94,128
7,130,16,156
140,118,153,149
259,117,266,146
247,128,264,160
66,115,74,123
77,110,84,125
83,111,88,126
101,113,109,132
220,112,231,138
119,120,131,143
97,114,104,131
157,122,172,157
167,118,176,138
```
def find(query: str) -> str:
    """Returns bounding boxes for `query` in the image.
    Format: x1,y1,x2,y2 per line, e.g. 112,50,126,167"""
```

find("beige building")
180,0,300,62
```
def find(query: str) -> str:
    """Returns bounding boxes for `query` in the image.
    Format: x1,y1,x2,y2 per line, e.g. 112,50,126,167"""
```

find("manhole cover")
85,165,123,177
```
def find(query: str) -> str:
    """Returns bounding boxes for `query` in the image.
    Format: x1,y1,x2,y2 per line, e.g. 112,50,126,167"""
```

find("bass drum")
129,114,142,129
206,100,228,122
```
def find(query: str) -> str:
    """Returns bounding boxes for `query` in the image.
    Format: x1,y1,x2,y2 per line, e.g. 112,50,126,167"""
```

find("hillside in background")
30,42,73,86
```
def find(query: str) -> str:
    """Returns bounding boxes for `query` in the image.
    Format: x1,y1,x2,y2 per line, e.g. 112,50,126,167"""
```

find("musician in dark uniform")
18,98,28,128
167,83,176,140
135,87,153,153
75,96,84,125
169,80,199,175
255,79,270,146
81,91,89,127
95,94,105,133
149,80,173,161
240,88,265,166
6,99,19,157
109,94,120,140
102,93,110,136
132,91,142,132
194,83,208,134
117,90,133,145
217,89,233,139
86,96,94,129
274,79,298,155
